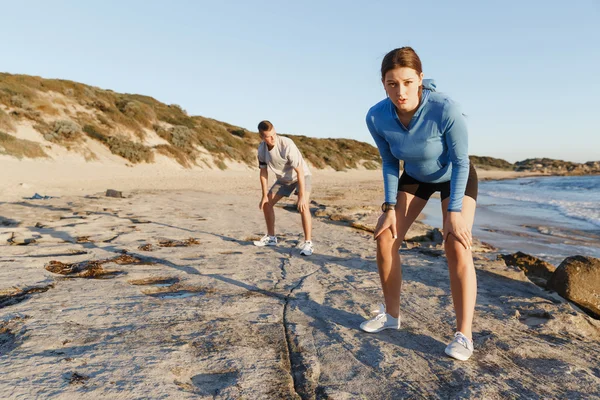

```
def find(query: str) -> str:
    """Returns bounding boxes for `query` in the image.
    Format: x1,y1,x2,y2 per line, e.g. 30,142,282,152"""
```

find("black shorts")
398,164,478,202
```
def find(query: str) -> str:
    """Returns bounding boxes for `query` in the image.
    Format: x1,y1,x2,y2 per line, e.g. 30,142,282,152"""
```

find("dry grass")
105,136,154,164
0,108,15,132
0,72,383,170
0,131,48,159
155,144,194,168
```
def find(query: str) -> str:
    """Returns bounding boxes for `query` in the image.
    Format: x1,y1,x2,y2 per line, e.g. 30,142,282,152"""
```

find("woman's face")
382,67,423,114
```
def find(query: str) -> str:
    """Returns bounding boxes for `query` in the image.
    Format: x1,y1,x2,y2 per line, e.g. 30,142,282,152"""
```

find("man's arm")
259,168,269,209
294,166,307,212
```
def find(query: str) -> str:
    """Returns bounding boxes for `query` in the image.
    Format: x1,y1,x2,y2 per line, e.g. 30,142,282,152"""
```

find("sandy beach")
1,159,600,399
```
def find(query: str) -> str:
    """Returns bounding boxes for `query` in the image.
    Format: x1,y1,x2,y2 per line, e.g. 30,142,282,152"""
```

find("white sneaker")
253,235,277,247
359,304,400,333
299,240,313,256
445,332,474,361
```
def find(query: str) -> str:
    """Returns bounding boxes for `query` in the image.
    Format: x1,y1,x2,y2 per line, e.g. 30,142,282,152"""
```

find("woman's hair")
380,47,423,80
257,120,273,133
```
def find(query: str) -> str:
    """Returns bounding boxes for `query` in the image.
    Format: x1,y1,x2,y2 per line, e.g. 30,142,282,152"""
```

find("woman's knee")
377,235,401,255
445,235,473,267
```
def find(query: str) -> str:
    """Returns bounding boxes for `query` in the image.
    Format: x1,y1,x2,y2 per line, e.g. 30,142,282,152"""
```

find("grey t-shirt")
257,135,311,184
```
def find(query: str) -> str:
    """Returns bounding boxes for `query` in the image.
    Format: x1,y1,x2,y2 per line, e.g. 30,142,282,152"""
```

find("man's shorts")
398,164,478,202
270,176,312,198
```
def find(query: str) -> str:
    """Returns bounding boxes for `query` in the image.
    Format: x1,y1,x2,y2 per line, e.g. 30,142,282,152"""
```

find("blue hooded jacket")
366,79,470,212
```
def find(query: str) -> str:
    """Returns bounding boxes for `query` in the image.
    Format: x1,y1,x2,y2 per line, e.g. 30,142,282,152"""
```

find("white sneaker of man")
253,235,277,247
299,240,313,256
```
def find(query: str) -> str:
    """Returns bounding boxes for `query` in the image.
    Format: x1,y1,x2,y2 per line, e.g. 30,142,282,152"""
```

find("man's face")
261,128,277,147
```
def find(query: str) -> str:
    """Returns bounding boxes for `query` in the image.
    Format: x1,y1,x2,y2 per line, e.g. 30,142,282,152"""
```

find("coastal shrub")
289,135,380,171
105,136,154,164
33,99,59,116
33,121,52,137
215,158,227,170
170,125,196,149
170,104,187,115
45,120,81,143
155,103,195,128
90,99,111,112
97,115,112,127
230,128,246,138
470,155,513,170
363,160,379,170
0,108,14,132
10,94,33,109
155,144,193,168
83,124,108,142
0,131,48,159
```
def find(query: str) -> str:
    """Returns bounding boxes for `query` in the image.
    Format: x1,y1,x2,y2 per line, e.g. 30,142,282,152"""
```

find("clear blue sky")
2,0,599,162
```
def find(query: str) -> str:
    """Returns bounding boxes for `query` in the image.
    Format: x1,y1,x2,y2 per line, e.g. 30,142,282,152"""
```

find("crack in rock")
282,269,322,400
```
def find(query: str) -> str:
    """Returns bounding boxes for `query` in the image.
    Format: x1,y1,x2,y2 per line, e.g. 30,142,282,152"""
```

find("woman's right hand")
374,211,397,240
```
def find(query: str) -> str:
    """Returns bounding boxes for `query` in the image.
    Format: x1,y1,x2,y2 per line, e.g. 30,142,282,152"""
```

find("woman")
362,47,478,361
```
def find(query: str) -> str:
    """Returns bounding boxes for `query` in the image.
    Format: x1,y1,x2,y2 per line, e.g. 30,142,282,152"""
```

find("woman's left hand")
443,212,472,250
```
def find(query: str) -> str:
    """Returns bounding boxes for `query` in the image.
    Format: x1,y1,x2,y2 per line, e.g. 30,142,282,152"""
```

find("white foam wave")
480,190,600,227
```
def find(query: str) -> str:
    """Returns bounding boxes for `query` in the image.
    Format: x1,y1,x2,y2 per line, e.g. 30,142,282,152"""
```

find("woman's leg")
441,196,477,339
376,192,428,318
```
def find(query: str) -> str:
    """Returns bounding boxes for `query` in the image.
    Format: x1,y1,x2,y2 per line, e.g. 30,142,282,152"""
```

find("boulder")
547,255,600,318
498,251,556,287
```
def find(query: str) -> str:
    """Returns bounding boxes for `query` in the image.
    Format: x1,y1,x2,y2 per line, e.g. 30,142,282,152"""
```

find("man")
254,120,314,256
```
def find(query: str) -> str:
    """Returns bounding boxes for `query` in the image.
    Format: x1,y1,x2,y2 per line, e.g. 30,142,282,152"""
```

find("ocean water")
422,175,600,266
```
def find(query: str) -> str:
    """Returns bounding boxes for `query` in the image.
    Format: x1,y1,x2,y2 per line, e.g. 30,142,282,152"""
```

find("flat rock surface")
1,188,599,399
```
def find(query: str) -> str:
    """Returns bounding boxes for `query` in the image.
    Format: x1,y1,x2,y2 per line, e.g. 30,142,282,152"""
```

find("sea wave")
480,190,600,227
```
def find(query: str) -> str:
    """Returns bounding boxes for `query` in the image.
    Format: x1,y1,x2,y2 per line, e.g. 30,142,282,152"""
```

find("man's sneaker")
299,241,313,256
359,304,400,333
253,235,277,247
445,332,474,361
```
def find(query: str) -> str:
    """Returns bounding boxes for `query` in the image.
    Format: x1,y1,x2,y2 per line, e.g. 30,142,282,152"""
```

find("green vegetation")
105,136,154,164
0,108,14,132
0,131,48,159
469,155,513,170
0,72,382,169
45,120,81,143
289,135,381,171
155,144,193,168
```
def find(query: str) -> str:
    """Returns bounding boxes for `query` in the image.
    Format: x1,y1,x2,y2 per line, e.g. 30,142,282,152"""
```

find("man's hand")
443,211,472,249
297,195,308,213
259,196,269,210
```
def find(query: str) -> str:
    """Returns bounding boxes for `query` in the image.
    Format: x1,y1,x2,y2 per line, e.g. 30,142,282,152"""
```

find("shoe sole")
253,242,277,247
360,325,400,333
444,348,472,361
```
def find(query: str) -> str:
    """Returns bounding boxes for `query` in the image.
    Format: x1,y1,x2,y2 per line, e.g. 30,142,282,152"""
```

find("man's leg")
299,191,312,241
264,191,285,236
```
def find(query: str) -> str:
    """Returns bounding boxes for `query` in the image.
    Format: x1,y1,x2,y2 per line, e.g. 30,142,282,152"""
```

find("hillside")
1,73,598,175
0,73,380,171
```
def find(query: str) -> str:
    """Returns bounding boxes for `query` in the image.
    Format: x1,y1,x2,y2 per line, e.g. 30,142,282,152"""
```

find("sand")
1,159,599,399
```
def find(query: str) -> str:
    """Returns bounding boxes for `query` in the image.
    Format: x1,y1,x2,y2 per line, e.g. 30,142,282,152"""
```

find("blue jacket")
366,80,470,212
